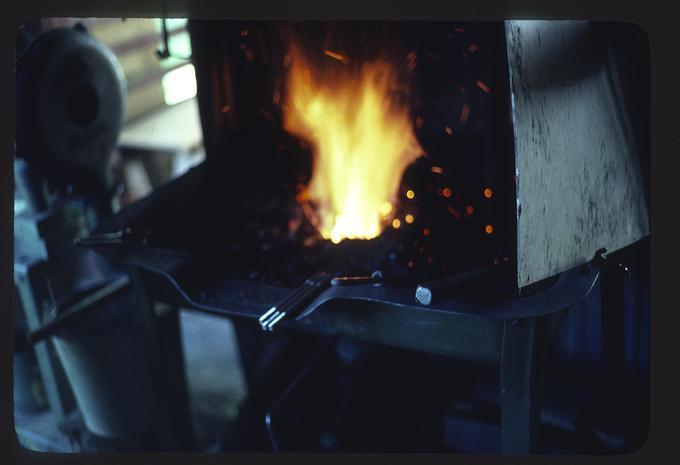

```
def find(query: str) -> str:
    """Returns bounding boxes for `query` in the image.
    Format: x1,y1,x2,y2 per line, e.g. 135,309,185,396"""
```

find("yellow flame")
284,49,422,244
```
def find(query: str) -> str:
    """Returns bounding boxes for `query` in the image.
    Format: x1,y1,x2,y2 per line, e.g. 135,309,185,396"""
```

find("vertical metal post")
500,313,562,454
600,264,627,394
127,267,194,451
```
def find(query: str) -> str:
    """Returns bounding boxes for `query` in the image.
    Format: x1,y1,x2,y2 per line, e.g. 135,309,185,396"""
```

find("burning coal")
283,47,422,244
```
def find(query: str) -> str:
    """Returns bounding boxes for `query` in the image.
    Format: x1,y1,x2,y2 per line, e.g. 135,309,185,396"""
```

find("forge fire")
283,47,423,244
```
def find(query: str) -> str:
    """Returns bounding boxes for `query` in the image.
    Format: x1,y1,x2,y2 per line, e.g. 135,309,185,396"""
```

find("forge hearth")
94,21,647,293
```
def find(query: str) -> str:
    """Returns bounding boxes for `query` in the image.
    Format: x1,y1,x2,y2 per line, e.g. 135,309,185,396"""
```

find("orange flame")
283,48,422,244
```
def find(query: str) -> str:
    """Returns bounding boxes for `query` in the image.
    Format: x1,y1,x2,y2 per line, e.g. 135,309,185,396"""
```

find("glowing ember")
323,49,347,62
447,205,461,219
284,47,422,244
459,104,470,124
406,51,418,72
475,80,491,94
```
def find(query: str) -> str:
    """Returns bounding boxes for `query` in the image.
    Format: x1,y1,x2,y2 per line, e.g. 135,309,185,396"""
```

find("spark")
323,49,346,62
459,104,470,124
476,80,491,94
406,51,418,72
447,206,461,219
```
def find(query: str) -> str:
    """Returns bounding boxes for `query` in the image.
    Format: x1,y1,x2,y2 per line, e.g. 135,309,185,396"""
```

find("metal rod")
258,306,279,325
258,271,325,328
265,311,287,331
276,272,331,318
258,271,324,329
330,275,380,286
258,271,332,331
277,272,329,313
27,275,130,344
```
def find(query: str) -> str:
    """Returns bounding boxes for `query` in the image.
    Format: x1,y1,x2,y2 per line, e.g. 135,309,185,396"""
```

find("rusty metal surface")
505,21,649,288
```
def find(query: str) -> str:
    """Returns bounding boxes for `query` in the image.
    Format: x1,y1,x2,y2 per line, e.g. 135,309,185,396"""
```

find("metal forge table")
105,243,600,454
